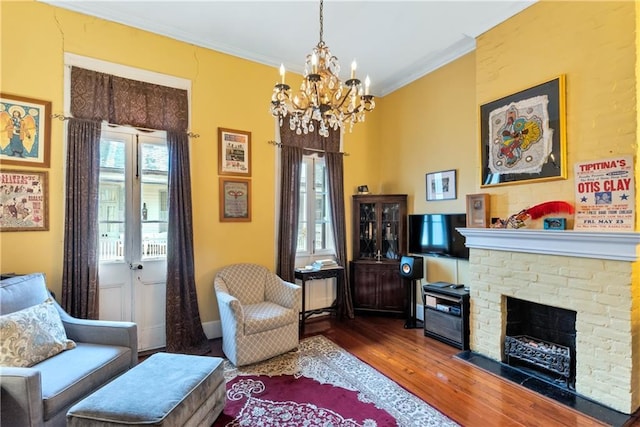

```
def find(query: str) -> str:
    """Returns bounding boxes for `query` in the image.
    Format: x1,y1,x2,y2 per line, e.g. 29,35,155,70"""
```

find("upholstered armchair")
214,264,301,366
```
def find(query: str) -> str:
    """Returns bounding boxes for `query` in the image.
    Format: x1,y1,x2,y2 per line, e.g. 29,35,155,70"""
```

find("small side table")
294,266,344,334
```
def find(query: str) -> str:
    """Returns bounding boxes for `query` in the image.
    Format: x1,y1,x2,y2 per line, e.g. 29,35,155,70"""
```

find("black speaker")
399,255,424,280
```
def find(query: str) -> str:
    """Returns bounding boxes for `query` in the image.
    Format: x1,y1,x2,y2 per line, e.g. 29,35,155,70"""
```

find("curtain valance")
278,123,341,155
70,67,189,133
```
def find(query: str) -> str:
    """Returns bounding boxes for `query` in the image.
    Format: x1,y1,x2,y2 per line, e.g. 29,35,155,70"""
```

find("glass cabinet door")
381,202,400,260
359,202,377,258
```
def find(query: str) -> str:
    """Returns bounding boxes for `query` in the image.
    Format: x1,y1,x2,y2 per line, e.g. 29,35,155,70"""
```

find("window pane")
99,139,126,261
140,143,168,259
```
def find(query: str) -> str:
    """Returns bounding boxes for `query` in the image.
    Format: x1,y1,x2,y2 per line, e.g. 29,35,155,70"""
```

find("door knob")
129,263,143,270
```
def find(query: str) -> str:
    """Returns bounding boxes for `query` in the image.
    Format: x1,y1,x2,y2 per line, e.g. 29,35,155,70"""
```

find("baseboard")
203,304,425,339
202,320,222,340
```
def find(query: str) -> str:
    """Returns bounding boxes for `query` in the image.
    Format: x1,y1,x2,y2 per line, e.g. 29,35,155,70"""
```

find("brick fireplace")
458,228,640,414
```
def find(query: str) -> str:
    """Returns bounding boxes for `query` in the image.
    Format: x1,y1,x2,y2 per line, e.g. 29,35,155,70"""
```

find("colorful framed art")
0,169,49,231
479,76,566,187
0,94,51,168
218,127,251,177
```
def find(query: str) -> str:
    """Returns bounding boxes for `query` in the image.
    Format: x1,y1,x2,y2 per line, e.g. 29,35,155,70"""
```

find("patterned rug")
213,335,458,427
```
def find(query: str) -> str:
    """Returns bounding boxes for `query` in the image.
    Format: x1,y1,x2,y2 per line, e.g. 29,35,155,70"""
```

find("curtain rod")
267,140,348,156
51,114,200,138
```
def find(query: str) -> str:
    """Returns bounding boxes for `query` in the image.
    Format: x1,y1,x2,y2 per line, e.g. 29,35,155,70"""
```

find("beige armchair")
214,264,301,366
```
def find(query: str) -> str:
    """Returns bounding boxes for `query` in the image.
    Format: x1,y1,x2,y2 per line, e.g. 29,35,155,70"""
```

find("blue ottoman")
67,352,225,426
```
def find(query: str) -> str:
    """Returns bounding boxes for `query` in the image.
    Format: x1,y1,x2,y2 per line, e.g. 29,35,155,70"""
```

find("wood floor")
300,315,640,427
191,315,639,426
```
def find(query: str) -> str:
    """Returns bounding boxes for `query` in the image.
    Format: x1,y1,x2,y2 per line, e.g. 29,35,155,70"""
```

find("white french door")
97,126,168,351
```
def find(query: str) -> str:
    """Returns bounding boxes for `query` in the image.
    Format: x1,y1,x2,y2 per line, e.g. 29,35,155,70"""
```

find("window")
297,154,334,256
98,128,169,262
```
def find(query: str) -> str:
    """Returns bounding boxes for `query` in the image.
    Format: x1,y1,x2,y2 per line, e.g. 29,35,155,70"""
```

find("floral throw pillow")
0,298,76,367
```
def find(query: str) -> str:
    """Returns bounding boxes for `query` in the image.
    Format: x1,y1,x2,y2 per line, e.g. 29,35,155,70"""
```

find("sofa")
0,273,138,427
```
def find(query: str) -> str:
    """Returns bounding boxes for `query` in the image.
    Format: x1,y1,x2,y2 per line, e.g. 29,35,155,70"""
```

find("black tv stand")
404,279,424,329
422,282,470,349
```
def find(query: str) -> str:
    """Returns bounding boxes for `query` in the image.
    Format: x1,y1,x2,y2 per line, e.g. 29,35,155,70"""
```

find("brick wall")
469,248,636,413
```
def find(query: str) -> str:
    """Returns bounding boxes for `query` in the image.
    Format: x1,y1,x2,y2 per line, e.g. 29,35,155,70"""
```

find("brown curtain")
165,131,210,354
276,144,303,282
67,67,207,353
277,124,353,315
325,152,354,319
61,119,101,319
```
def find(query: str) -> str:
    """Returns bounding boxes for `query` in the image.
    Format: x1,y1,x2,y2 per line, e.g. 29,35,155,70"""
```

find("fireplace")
503,297,576,389
457,228,640,415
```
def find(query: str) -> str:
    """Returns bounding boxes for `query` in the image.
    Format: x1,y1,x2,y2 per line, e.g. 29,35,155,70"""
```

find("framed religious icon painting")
219,177,251,222
0,94,51,168
479,76,567,187
0,169,49,231
466,193,490,228
218,127,251,177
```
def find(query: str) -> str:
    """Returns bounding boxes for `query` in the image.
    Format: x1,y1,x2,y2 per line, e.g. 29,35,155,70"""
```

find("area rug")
213,335,458,427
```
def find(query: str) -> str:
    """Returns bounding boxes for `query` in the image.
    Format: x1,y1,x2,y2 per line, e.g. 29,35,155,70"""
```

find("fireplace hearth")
457,228,640,416
504,297,576,389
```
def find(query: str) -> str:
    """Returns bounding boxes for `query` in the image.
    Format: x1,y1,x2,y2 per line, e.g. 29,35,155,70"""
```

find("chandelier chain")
319,0,324,44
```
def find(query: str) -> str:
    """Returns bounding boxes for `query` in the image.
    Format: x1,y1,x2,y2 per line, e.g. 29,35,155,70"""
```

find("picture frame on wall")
219,177,251,222
0,94,51,168
426,169,457,201
479,75,567,187
466,193,490,228
0,169,49,232
218,127,251,177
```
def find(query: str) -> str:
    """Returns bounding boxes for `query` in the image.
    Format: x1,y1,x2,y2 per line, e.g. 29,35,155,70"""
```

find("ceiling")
40,0,535,97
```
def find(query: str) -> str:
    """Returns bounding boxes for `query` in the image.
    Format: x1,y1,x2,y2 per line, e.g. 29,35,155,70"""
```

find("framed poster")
0,94,51,168
0,169,49,231
219,177,251,222
480,76,566,187
426,169,456,201
466,193,490,228
218,127,251,177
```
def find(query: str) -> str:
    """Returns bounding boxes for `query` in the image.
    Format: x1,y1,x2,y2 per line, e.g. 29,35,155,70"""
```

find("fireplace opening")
503,297,577,389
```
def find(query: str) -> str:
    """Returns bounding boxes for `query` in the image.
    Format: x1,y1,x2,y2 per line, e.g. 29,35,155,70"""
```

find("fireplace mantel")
457,228,640,262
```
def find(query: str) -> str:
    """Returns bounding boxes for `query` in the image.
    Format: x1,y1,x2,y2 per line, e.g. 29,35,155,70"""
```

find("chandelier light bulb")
365,75,371,95
311,53,318,74
279,64,286,84
351,60,357,79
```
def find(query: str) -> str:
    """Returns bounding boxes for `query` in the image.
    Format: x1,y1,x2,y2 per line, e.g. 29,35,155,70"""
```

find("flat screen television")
407,213,469,259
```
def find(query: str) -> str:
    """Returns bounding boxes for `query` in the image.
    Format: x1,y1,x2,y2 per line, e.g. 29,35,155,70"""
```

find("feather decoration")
523,201,574,220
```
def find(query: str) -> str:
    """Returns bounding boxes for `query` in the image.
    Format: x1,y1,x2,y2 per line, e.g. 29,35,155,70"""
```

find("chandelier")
270,0,375,137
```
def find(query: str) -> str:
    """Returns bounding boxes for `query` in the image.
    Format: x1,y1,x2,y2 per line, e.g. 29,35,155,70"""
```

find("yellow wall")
1,1,637,321
0,1,372,322
477,1,637,219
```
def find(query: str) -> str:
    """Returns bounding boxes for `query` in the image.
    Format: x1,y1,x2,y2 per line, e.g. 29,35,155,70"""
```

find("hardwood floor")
301,315,639,427
175,315,640,426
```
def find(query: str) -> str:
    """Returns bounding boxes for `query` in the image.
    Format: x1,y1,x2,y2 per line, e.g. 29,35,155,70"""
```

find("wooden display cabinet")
350,194,408,316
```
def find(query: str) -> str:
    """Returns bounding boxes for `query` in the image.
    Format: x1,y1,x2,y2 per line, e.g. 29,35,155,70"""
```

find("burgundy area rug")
213,335,458,427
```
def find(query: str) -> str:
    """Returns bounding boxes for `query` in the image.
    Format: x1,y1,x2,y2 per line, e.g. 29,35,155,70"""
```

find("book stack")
312,259,339,270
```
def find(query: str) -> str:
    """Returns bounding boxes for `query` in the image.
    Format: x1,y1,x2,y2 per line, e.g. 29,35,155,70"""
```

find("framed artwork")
0,94,51,168
218,127,251,177
479,76,566,187
219,177,251,222
0,169,49,231
466,193,490,228
426,169,456,201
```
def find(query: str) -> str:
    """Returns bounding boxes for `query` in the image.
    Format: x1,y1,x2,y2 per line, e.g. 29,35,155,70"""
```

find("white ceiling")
40,0,535,96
